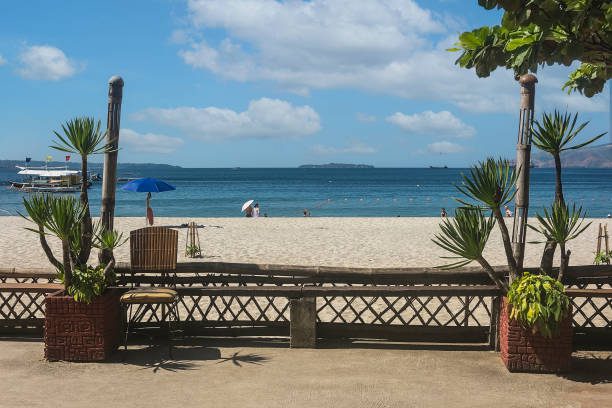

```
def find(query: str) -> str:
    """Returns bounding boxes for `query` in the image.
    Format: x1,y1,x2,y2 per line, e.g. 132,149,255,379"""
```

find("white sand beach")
0,216,607,270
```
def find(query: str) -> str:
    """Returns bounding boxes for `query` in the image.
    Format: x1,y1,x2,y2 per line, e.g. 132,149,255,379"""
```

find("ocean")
1,166,611,218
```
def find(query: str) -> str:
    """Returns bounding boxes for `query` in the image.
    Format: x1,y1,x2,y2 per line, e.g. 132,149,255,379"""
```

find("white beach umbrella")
241,199,254,212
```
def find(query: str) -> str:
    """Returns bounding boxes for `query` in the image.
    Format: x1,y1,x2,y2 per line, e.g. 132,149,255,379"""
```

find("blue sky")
0,0,609,168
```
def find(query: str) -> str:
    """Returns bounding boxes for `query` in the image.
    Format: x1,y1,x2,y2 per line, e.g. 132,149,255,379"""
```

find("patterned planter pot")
44,289,121,362
500,297,572,373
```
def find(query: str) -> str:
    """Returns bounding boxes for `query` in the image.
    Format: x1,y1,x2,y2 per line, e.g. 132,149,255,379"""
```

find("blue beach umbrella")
121,178,176,225
121,177,176,193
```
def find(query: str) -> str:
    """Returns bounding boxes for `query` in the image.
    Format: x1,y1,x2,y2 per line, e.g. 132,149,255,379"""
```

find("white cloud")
541,92,608,113
132,98,321,140
387,110,475,138
312,141,377,155
176,0,520,112
121,129,184,154
427,141,464,154
17,45,78,80
356,113,377,123
0,54,6,66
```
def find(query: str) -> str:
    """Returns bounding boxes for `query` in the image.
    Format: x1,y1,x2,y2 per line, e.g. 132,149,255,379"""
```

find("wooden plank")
0,283,63,293
301,285,501,297
176,286,303,297
317,323,489,343
566,288,612,298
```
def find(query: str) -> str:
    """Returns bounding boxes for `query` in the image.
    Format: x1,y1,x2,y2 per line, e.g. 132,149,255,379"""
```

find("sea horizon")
2,165,611,218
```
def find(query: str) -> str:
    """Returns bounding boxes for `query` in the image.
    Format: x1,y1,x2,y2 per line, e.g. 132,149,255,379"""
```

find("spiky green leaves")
528,202,591,246
51,117,112,156
432,208,496,269
532,110,606,155
456,157,517,210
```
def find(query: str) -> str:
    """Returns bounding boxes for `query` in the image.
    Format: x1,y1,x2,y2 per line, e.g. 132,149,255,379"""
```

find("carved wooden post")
100,76,124,264
511,74,537,277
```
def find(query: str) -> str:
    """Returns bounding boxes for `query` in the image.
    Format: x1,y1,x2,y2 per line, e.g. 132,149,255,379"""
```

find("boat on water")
9,165,89,193
429,166,448,169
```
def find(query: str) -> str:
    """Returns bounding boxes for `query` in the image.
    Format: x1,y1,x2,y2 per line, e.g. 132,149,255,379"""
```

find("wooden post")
596,223,602,254
290,297,316,348
605,225,610,257
99,76,124,264
511,74,537,276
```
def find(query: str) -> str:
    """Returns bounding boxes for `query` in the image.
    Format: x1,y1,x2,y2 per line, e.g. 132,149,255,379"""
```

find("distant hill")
531,143,612,168
0,160,182,170
299,163,374,168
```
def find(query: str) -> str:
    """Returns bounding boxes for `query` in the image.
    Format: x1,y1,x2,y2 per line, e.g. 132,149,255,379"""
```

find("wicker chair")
120,226,179,358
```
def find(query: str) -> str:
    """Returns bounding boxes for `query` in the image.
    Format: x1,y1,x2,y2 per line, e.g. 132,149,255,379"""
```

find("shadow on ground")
563,353,612,384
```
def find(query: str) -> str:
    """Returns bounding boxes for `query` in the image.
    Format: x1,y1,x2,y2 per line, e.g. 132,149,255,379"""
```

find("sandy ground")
0,339,610,408
0,216,608,270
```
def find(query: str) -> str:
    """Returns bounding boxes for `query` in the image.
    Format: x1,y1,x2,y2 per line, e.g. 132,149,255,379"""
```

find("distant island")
299,163,374,169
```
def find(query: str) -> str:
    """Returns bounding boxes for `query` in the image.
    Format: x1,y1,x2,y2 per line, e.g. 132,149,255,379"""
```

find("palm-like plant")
432,208,508,291
21,194,125,296
532,110,605,204
528,203,591,283
456,157,518,280
25,196,86,288
51,117,113,266
532,110,605,272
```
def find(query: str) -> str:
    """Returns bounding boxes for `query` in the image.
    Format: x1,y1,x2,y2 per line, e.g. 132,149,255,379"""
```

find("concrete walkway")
0,339,610,408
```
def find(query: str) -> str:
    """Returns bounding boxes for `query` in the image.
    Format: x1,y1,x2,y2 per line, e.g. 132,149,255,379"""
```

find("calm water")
1,166,611,217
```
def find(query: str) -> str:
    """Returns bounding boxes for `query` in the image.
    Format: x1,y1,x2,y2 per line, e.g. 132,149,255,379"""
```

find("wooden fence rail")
0,263,610,348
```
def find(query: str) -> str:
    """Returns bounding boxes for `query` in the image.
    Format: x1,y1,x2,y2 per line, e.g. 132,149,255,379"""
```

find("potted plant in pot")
432,159,590,373
21,117,125,362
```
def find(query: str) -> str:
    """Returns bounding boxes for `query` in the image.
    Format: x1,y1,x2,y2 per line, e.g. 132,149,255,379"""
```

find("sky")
0,0,609,168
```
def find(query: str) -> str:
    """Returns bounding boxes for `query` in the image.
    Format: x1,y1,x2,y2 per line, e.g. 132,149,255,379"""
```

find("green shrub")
593,251,611,265
507,272,570,338
65,265,107,304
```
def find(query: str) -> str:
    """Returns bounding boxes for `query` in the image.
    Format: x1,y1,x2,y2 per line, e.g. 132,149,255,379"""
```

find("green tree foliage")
449,0,611,96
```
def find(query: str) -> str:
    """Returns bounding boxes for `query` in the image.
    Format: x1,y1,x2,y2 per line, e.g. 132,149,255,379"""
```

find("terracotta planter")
44,289,121,362
500,297,572,373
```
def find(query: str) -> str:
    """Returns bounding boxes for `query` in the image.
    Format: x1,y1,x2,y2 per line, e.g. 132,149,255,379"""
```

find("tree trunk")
477,257,508,293
38,225,62,271
493,208,518,281
540,153,564,274
553,154,564,205
558,245,570,284
78,156,92,267
62,241,73,290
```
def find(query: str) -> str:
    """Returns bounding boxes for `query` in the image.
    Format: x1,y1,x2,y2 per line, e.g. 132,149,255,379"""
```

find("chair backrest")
130,227,178,272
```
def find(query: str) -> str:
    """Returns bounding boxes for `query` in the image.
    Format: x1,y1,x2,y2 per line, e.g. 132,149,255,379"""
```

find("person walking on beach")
303,209,311,217
253,203,260,218
504,205,513,217
440,208,447,218
146,192,154,226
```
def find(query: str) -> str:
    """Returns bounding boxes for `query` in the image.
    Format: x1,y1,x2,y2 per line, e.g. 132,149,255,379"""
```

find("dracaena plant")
532,110,605,273
20,194,125,302
432,207,508,291
451,157,519,281
528,202,591,283
50,117,114,267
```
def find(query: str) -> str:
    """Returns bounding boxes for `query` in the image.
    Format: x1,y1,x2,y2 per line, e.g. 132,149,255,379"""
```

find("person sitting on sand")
440,208,447,218
303,209,311,217
245,205,253,218
253,203,260,218
505,205,513,217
